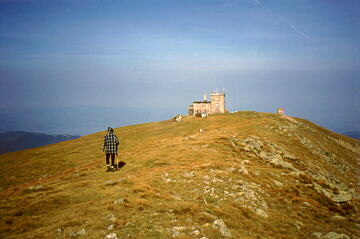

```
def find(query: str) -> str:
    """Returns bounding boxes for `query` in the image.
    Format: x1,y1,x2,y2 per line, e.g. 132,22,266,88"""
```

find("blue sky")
1,0,359,133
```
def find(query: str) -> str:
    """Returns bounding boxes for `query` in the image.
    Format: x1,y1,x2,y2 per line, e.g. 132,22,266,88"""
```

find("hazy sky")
1,0,359,132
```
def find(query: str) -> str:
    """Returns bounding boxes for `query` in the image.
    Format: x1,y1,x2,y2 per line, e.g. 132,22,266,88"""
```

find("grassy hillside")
0,112,359,239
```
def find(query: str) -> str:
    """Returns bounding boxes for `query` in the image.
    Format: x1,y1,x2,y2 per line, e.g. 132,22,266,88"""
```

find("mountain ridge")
0,131,80,154
0,111,359,238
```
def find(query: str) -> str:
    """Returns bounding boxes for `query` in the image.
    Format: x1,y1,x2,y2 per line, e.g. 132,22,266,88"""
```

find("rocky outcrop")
213,219,232,237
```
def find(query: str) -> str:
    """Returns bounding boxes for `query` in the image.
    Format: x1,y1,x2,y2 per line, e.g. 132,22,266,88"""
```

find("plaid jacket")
103,132,119,154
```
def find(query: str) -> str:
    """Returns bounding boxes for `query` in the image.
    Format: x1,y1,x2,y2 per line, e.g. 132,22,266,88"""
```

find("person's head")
107,127,114,133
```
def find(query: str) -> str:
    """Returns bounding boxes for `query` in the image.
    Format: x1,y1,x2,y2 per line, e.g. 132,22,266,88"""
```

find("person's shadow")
117,161,126,169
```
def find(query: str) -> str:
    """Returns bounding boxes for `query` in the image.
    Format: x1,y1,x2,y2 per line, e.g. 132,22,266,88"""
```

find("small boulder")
213,219,232,237
105,232,118,239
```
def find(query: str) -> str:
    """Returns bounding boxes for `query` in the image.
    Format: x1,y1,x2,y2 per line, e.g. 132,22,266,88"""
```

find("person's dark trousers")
106,153,116,167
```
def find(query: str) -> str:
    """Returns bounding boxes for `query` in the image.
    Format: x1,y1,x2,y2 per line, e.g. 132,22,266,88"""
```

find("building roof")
192,101,211,104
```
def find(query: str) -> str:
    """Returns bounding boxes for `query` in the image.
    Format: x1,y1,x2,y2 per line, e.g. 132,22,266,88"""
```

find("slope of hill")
0,131,80,154
0,112,359,239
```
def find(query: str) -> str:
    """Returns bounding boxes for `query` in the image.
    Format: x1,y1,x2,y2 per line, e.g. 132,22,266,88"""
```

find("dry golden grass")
0,111,359,238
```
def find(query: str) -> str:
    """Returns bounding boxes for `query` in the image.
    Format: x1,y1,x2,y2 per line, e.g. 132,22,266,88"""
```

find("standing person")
103,127,119,172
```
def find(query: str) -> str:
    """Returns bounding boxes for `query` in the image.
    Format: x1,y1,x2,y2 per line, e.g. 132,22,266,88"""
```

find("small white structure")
277,108,285,115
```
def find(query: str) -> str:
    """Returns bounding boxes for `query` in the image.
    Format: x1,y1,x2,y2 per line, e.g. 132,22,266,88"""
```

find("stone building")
188,91,226,116
277,108,285,115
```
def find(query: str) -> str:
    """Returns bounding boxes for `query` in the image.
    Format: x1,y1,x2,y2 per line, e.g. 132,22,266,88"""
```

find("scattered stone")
237,165,248,175
269,156,295,170
77,229,86,236
274,180,284,187
172,226,187,238
202,223,210,228
55,228,63,233
312,232,322,239
313,182,352,203
69,232,77,238
255,208,268,218
108,224,114,230
190,230,201,236
28,184,44,191
213,219,232,237
169,194,182,201
259,151,268,160
172,226,188,232
200,237,209,239
200,212,217,220
105,214,116,222
331,191,352,203
125,222,135,227
323,232,350,239
332,215,346,220
183,171,195,177
105,180,118,186
172,231,185,238
105,232,118,239
114,198,128,205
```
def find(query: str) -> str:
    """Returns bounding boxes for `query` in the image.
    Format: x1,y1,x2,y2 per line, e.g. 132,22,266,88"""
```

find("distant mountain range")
342,131,360,140
0,131,80,154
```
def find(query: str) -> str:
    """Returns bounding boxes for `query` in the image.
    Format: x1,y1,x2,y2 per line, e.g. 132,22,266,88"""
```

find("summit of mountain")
0,111,359,238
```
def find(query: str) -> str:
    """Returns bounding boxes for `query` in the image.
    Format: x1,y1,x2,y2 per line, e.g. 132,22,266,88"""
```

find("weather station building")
188,91,226,116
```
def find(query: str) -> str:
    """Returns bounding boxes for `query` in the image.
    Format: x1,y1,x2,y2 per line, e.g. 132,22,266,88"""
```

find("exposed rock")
190,230,200,236
269,155,295,170
274,180,284,187
172,226,188,231
332,215,346,220
172,226,188,238
323,232,350,239
313,182,352,203
108,224,114,230
237,165,248,175
105,232,118,239
331,191,352,203
55,228,63,233
256,208,268,218
213,219,232,237
105,214,116,222
182,171,195,177
169,194,182,201
259,151,268,160
28,184,44,191
104,180,118,186
77,229,86,236
200,212,217,220
124,222,135,227
114,198,128,205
